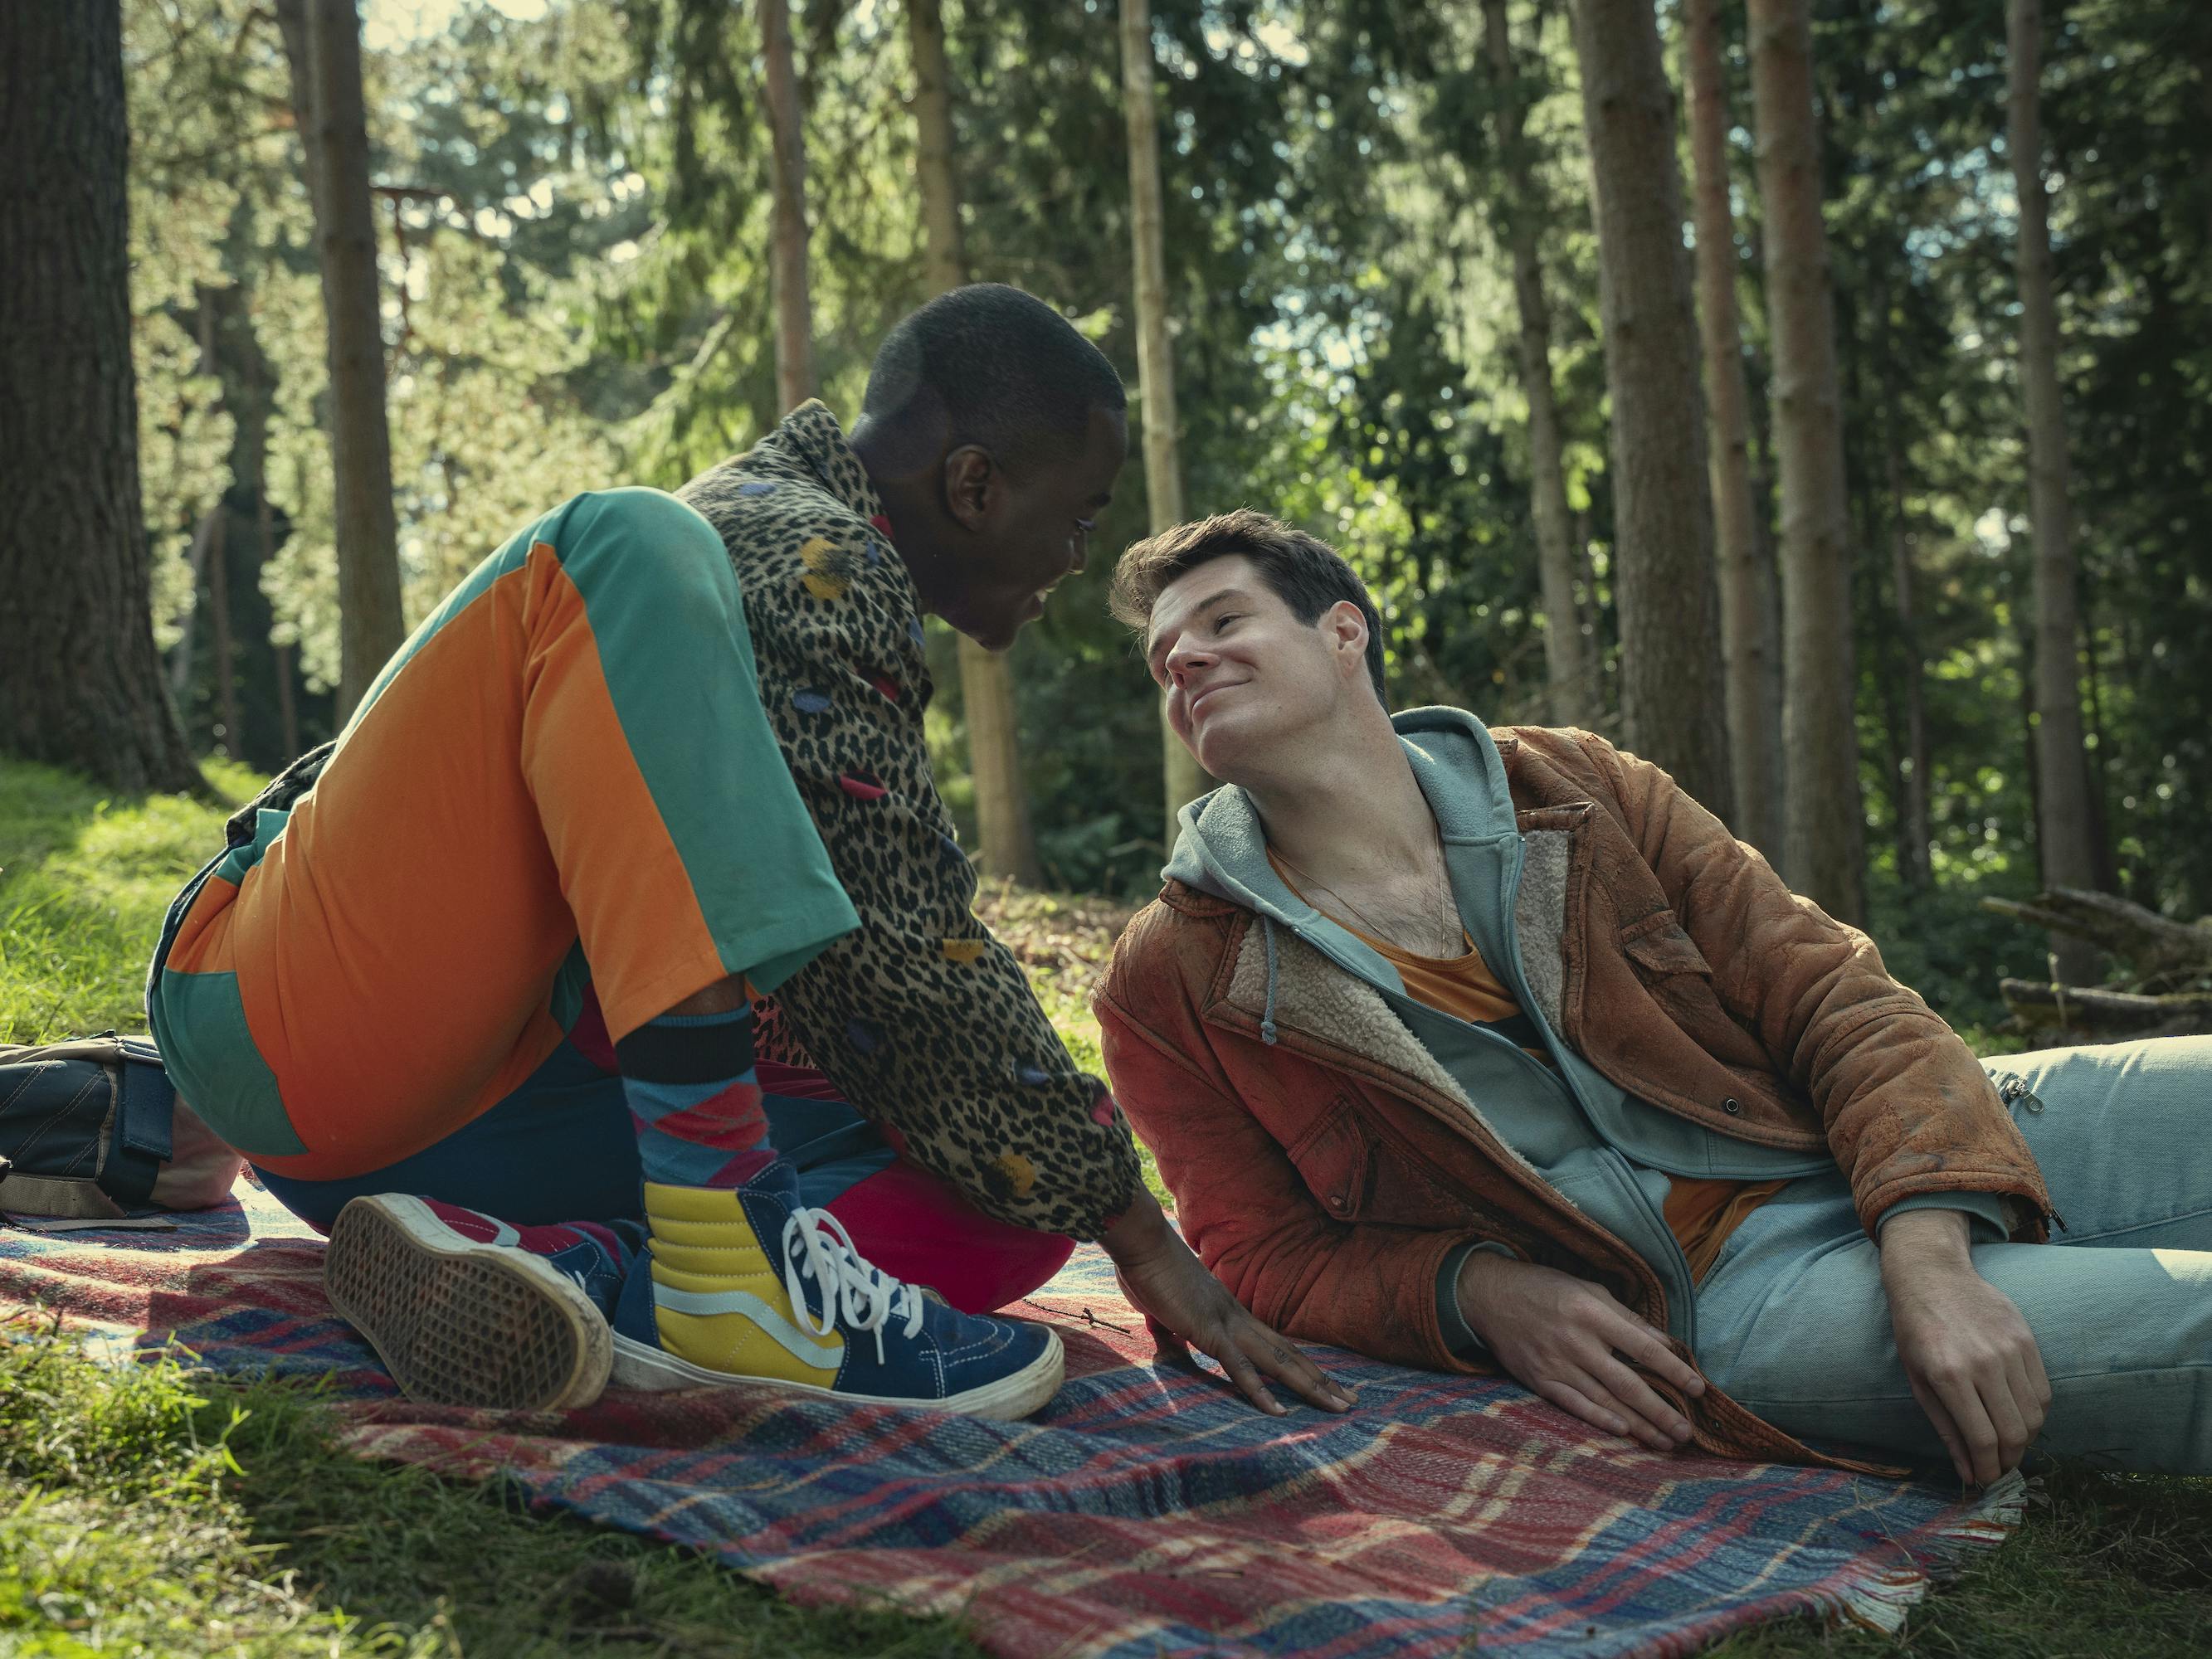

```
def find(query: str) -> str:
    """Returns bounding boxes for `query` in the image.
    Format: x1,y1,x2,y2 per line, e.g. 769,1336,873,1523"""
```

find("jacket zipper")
1493,833,1700,1343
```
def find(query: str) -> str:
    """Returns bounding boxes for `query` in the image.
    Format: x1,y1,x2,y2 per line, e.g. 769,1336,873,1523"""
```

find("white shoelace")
781,1206,924,1365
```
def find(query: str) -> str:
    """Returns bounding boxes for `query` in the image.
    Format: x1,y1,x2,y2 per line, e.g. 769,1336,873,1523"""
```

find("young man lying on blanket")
1095,508,2212,1485
145,287,1349,1426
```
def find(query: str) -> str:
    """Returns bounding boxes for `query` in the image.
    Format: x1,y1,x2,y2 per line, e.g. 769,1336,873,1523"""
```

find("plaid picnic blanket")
2,1184,2020,1658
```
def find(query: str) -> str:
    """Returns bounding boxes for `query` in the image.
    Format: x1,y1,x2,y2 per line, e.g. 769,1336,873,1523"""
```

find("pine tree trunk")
1480,0,1593,729
264,493,303,761
169,290,227,707
1876,300,1932,888
1567,0,1734,820
1744,334,1787,806
170,502,224,699
1123,0,1211,851
762,0,818,413
275,0,407,722
305,0,406,721
909,0,1042,887
207,504,238,759
1747,0,1864,924
2008,0,2100,985
1684,0,1783,859
0,0,202,795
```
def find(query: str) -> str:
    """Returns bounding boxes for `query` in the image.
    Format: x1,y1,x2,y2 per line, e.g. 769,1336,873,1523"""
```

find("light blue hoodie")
1161,707,1996,1350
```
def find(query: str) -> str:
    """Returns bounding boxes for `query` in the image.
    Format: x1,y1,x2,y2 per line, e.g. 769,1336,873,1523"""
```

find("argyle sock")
413,1199,646,1319
616,1003,777,1190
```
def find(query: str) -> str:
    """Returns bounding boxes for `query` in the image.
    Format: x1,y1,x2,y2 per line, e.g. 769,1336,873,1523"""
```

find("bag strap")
104,1049,175,1206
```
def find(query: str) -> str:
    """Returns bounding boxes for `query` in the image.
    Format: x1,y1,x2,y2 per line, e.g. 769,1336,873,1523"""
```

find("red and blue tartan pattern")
1,1185,2018,1658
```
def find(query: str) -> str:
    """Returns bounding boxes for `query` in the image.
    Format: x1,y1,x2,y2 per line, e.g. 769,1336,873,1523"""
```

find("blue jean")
252,1034,894,1232
1696,1035,2212,1475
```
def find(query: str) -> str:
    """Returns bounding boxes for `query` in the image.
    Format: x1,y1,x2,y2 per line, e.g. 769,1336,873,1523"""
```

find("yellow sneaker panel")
641,1182,845,1389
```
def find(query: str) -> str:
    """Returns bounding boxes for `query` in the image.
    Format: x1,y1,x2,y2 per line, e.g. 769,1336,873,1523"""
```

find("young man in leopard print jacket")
149,285,1351,1424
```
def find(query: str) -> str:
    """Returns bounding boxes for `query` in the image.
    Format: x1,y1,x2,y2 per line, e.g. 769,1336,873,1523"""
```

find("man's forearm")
1100,1183,1176,1264
1878,1204,1974,1273
1877,1202,2050,1485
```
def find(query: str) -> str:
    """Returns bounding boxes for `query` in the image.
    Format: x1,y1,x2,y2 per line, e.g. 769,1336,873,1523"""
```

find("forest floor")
2,757,2206,1657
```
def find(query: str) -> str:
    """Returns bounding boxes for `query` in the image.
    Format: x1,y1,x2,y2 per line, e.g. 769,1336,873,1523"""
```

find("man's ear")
940,444,996,532
1328,600,1369,668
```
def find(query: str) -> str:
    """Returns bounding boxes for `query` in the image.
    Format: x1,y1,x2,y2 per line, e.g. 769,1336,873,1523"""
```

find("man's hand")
1102,1189,1355,1416
1880,1208,2049,1486
1458,1252,1703,1452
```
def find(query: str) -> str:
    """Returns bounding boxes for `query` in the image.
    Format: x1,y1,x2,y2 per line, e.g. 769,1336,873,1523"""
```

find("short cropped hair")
860,284,1126,474
1109,508,1387,704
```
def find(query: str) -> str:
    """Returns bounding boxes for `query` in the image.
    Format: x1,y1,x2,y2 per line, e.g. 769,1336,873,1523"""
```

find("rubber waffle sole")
323,1194,611,1412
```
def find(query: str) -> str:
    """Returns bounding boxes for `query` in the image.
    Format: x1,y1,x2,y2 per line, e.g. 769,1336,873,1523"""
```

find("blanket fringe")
1830,1469,2029,1635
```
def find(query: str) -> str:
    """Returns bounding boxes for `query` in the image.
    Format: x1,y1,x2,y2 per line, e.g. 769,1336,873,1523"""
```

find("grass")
2,754,2207,1657
0,1321,982,1658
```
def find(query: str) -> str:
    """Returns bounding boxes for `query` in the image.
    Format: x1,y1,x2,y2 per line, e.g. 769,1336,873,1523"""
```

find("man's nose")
1165,639,1212,685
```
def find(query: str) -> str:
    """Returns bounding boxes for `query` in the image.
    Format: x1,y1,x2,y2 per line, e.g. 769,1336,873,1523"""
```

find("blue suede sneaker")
611,1159,1065,1419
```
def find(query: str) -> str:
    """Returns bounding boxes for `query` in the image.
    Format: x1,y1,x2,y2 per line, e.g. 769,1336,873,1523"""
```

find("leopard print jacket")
680,401,1142,1240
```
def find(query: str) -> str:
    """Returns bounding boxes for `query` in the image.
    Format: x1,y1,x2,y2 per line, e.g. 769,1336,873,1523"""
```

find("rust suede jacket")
1094,723,2054,1466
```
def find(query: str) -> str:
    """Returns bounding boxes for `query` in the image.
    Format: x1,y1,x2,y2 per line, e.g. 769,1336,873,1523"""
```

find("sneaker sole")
324,1194,611,1412
608,1325,1065,1421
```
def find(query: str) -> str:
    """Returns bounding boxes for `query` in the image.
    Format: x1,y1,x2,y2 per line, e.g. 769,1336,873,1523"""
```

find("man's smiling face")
1144,553,1370,781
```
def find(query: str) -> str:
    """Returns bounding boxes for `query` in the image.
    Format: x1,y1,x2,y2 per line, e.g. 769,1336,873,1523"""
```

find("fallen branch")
1998,978,2212,1032
1981,888,2212,980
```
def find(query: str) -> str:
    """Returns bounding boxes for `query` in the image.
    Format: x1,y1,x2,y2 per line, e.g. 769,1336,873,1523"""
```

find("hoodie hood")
1160,707,1525,1029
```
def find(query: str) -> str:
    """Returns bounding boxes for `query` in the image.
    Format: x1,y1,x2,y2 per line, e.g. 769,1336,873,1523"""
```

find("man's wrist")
1100,1185,1173,1262
1878,1205,1975,1272
1454,1244,1512,1341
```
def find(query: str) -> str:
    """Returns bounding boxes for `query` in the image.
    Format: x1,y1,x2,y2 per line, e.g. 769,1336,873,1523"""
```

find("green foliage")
117,0,2212,917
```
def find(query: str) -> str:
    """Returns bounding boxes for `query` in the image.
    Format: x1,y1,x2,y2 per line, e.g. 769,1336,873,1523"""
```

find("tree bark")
170,503,224,698
1744,333,1787,815
1998,980,2212,1035
908,0,1042,887
0,0,202,795
1982,888,2212,980
1480,0,1594,729
762,0,818,413
277,0,407,722
263,491,303,761
2007,0,2101,985
1747,0,1864,923
1567,0,1734,820
207,500,238,759
1878,323,1932,888
1122,0,1211,850
168,293,225,703
1683,0,1782,859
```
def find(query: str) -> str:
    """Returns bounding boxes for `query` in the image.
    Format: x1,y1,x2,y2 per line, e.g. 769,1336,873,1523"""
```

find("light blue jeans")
1696,1035,2212,1474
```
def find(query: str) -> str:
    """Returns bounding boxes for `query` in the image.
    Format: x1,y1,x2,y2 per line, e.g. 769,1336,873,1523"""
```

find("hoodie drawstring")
1260,916,1280,1046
